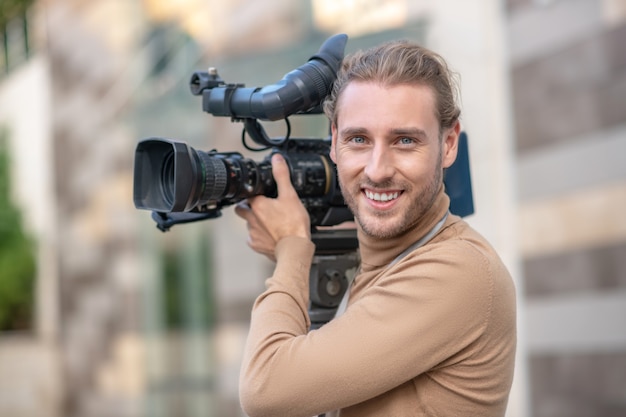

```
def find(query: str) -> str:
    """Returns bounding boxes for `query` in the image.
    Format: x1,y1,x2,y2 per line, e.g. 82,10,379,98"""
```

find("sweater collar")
357,186,450,272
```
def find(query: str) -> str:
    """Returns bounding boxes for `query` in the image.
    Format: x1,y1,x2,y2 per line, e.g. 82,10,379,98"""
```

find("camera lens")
160,151,176,207
197,152,228,202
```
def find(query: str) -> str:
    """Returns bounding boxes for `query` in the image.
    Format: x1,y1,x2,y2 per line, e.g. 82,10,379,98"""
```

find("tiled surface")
524,240,626,297
512,24,626,152
530,352,626,417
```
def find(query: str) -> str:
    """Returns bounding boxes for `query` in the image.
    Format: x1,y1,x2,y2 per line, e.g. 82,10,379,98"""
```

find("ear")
442,120,461,169
329,123,338,163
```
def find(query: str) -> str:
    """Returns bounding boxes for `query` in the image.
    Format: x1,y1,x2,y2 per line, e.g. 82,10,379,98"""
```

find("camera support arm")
151,211,222,232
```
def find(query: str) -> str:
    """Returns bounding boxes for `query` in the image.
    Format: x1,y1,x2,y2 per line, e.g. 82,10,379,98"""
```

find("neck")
357,187,450,272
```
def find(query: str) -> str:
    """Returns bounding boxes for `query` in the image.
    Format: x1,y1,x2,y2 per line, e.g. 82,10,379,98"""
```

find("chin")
358,218,403,239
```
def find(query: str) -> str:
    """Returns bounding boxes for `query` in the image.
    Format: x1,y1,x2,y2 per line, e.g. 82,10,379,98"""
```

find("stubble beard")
338,154,443,240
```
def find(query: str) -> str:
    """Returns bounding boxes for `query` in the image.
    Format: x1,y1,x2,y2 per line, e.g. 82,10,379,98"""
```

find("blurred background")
0,0,624,416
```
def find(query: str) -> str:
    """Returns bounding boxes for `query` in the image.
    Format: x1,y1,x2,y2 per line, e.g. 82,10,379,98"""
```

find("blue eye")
399,137,414,145
351,136,365,144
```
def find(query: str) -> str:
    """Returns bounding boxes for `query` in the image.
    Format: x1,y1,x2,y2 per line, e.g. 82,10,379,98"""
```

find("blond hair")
323,40,461,131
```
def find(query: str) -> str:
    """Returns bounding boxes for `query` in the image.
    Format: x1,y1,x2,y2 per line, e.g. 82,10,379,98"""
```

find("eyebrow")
389,127,429,140
339,127,368,137
339,126,429,140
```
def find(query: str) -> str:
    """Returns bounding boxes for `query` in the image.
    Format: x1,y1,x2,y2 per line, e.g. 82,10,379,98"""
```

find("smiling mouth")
364,189,401,202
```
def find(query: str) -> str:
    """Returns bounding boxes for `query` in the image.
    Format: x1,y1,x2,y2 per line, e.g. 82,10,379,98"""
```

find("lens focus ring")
198,152,227,202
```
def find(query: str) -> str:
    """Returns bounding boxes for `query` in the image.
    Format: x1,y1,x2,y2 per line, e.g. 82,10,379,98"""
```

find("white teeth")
365,190,399,202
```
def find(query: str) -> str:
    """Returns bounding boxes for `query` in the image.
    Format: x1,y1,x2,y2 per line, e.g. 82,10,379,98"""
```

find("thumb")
271,153,296,197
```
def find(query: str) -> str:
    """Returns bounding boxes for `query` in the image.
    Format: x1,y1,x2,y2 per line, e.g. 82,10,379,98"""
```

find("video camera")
133,34,352,232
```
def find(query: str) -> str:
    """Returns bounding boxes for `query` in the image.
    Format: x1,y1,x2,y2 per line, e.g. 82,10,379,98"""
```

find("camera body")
133,34,352,231
133,136,353,228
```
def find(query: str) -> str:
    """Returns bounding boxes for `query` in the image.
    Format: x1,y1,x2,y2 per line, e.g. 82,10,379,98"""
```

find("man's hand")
235,153,311,260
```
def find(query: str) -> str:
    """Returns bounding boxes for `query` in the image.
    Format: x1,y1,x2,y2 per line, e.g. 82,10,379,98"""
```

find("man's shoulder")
395,216,513,289
434,215,502,261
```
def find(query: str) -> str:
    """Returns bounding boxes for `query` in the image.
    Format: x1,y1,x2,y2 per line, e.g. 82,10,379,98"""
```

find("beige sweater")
239,190,517,417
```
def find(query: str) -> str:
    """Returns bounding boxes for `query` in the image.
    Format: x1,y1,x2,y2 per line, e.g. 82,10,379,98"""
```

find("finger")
271,153,297,198
247,229,275,252
236,199,267,231
234,200,252,219
247,237,276,262
245,222,278,261
242,195,266,215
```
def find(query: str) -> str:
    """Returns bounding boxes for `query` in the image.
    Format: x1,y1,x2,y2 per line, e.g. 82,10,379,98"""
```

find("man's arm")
238,241,506,417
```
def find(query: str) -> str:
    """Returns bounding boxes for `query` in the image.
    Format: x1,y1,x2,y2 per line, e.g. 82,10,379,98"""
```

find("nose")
364,144,394,184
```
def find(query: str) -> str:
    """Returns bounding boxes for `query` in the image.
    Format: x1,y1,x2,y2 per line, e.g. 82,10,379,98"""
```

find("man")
235,40,516,417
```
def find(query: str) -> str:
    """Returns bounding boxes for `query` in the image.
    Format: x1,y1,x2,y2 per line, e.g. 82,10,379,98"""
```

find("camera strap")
333,212,449,319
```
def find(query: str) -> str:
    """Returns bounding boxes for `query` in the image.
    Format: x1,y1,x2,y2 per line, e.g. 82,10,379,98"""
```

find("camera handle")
242,118,289,149
308,228,359,330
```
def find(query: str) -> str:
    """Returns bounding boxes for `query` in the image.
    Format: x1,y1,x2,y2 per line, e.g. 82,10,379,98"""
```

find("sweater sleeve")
239,238,512,417
239,236,316,416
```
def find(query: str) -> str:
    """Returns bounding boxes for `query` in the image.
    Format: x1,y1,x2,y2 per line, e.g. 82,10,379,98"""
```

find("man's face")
330,81,459,239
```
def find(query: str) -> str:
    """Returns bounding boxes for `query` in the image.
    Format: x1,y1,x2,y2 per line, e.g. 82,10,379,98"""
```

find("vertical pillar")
140,215,168,417
179,226,216,417
426,1,529,416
